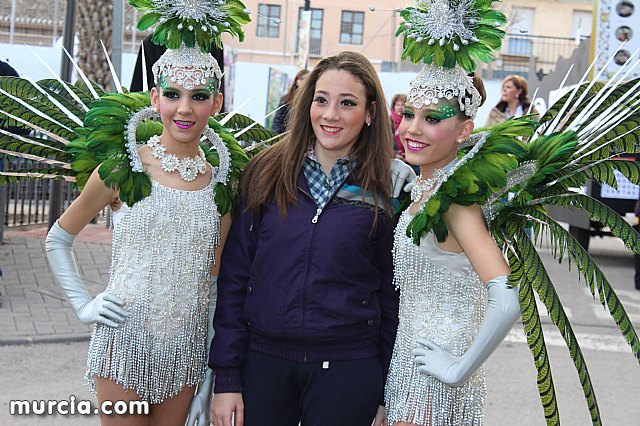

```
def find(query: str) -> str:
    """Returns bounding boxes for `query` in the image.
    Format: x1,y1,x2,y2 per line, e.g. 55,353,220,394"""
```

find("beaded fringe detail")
385,210,487,426
85,179,220,403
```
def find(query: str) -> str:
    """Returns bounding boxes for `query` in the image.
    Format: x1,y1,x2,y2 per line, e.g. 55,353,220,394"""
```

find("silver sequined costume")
385,209,487,426
85,177,220,404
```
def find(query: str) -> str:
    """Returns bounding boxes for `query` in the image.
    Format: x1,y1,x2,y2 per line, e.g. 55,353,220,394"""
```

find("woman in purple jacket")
209,51,400,426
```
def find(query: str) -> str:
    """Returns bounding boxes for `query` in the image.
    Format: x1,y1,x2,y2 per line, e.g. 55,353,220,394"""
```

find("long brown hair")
241,51,394,222
281,69,310,105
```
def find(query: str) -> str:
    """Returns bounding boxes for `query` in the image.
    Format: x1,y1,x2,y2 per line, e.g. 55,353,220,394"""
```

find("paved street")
0,225,639,425
0,224,111,345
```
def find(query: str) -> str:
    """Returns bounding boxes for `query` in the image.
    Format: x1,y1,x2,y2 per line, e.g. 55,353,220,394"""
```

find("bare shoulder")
445,203,485,229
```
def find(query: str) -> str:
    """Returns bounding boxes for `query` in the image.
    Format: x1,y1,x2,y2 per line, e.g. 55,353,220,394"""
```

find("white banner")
297,10,312,71
594,0,640,80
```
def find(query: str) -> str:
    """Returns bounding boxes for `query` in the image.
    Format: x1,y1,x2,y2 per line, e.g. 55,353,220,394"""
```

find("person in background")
390,93,407,159
271,69,310,134
0,58,18,77
0,59,28,134
210,51,399,426
635,197,640,290
485,74,539,127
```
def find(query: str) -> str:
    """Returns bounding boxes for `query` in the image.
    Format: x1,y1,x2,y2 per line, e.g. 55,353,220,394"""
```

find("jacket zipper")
311,208,322,223
297,178,348,340
299,186,325,224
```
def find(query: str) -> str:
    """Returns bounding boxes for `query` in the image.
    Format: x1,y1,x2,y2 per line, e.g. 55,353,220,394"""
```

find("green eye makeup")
159,75,218,94
434,105,457,120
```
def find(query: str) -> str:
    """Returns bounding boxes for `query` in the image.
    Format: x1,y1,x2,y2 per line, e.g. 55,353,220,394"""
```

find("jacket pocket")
242,278,286,335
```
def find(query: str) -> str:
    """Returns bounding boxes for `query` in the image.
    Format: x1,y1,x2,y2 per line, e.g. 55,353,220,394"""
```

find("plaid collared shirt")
302,146,352,210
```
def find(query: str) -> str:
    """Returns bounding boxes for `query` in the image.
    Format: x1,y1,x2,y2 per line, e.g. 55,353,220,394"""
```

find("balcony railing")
0,16,150,53
485,34,589,81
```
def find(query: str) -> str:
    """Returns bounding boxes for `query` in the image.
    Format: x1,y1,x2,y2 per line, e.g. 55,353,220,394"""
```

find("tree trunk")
76,0,113,89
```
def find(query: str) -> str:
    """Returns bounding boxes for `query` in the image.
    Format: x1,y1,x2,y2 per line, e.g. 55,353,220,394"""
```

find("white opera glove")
412,275,520,386
391,158,416,198
45,221,129,327
186,276,217,426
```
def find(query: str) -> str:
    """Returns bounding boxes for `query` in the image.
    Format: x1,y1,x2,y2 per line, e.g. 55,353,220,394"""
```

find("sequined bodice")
86,178,220,403
392,209,486,355
108,179,219,335
385,208,487,426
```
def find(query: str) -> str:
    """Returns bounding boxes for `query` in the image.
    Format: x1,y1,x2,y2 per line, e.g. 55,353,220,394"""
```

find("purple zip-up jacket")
210,172,399,394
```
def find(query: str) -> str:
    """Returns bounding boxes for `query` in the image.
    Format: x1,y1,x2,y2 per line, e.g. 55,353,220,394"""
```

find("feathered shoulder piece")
405,118,535,244
0,76,277,215
69,92,260,214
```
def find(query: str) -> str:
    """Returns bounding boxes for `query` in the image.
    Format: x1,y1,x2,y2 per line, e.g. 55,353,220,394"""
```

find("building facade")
219,0,595,70
1,1,595,70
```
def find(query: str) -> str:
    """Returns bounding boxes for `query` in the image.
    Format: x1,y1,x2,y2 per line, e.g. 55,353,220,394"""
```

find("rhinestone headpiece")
406,0,480,48
395,1,506,118
152,46,222,91
408,63,481,118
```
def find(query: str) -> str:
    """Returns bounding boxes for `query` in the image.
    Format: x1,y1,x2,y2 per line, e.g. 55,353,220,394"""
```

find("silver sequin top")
385,209,487,426
85,177,220,403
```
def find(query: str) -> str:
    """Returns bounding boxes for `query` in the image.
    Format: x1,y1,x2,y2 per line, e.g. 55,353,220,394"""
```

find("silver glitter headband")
408,63,481,118
152,46,222,91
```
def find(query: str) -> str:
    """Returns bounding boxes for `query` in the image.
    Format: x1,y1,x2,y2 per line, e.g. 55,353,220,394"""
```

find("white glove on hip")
186,276,217,426
390,158,417,198
412,275,520,386
45,221,129,327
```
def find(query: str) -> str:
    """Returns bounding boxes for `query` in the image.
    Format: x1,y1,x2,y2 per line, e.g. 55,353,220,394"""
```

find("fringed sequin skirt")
85,302,207,404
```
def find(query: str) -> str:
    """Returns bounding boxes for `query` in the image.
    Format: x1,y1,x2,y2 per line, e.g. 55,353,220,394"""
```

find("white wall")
1,43,505,129
1,42,139,89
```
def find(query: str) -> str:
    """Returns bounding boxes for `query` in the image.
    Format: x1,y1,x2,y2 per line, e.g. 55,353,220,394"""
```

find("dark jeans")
242,351,383,426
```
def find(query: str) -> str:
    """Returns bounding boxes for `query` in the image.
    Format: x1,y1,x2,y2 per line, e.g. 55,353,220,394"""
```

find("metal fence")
480,34,590,82
0,7,150,54
0,155,107,242
0,156,76,225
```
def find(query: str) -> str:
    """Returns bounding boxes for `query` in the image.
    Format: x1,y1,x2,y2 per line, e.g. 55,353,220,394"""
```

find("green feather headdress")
398,0,506,71
397,0,507,118
129,0,251,53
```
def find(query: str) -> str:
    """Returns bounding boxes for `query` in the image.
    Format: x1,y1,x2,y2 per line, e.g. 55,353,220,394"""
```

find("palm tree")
76,0,113,89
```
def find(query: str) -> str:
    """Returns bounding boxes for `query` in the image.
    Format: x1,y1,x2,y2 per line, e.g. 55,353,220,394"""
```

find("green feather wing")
0,167,74,185
586,159,640,187
507,224,602,425
534,193,640,255
507,248,560,425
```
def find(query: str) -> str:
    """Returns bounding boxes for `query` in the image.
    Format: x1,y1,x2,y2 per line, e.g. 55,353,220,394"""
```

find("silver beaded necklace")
146,135,207,182
410,167,448,202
